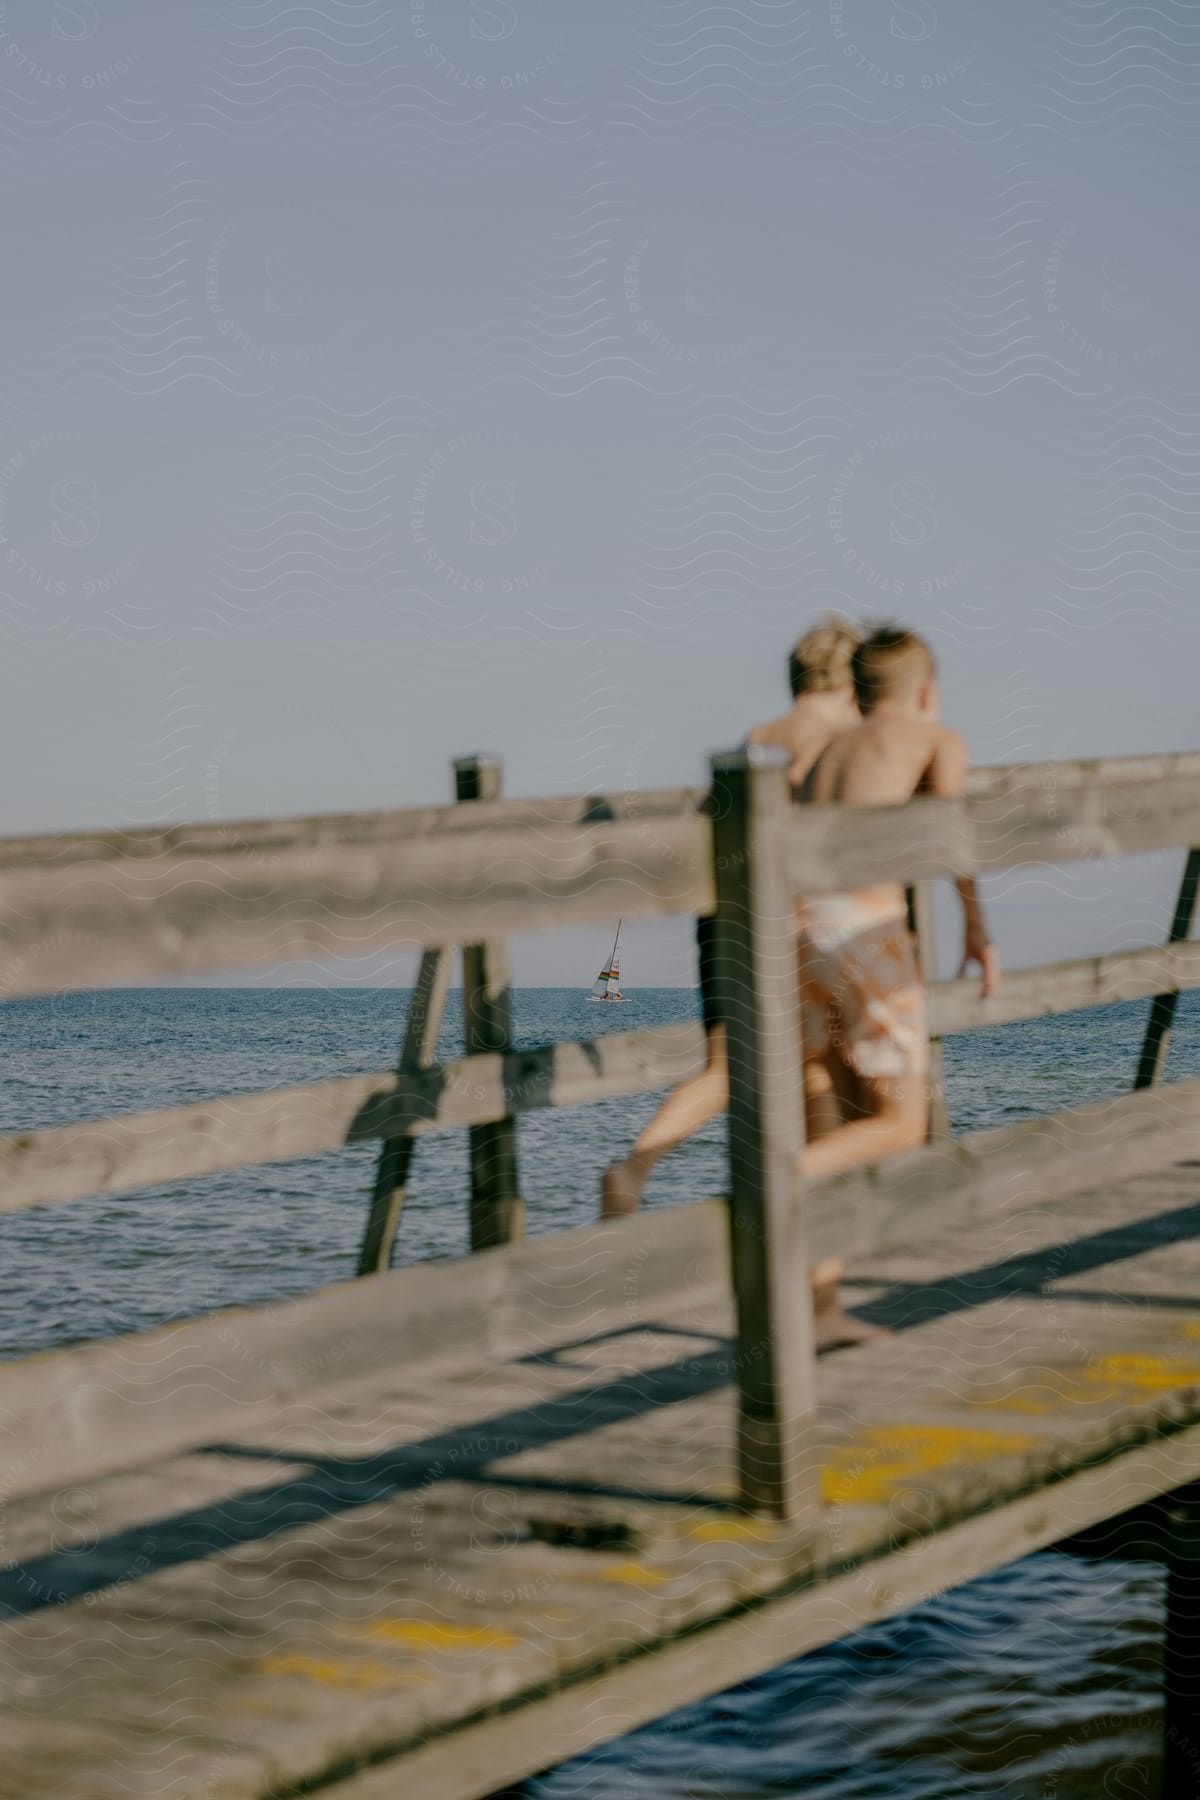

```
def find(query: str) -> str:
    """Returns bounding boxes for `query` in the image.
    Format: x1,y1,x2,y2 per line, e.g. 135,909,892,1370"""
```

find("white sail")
588,920,625,1000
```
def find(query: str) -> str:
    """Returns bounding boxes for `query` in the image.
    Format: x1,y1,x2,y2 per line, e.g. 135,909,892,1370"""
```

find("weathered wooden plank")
7,765,1200,998
357,945,454,1276
0,813,712,999
962,771,1200,875
0,1022,708,1217
0,1195,731,1504
327,1423,1200,1800
806,1073,1200,1266
0,748,1188,878
711,748,818,1519
0,785,710,872
456,757,523,1251
929,937,1200,1036
834,1161,1200,1295
0,1713,269,1800
966,750,1200,797
789,774,1200,897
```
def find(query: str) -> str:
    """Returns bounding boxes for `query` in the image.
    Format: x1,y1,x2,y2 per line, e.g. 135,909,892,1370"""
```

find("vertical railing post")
455,755,524,1250
907,882,950,1141
1135,847,1200,1091
356,943,454,1276
711,746,819,1521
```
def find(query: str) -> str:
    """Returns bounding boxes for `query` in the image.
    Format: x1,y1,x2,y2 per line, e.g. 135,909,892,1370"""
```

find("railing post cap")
711,744,791,775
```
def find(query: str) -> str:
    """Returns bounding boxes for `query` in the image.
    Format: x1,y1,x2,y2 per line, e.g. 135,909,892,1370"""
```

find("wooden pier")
3,751,1200,1796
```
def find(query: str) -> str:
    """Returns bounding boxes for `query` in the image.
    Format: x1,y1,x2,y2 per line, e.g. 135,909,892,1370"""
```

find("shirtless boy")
600,615,860,1221
793,624,999,1341
798,624,999,1182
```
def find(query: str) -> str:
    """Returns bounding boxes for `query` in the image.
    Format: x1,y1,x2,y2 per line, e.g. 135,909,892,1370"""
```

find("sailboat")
588,919,628,1002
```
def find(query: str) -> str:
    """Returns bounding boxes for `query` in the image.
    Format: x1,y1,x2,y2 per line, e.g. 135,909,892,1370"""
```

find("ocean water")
4,985,1198,1796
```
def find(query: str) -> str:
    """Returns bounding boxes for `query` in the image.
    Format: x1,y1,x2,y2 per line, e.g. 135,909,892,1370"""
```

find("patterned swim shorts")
796,896,929,1082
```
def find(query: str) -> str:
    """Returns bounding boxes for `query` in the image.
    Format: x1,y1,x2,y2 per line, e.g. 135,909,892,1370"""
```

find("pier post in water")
356,942,454,1275
907,882,950,1141
1163,1489,1200,1793
455,754,525,1250
1135,846,1200,1090
711,746,819,1520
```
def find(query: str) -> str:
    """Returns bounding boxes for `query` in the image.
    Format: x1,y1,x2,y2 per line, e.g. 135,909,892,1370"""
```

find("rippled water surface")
6,985,1198,1795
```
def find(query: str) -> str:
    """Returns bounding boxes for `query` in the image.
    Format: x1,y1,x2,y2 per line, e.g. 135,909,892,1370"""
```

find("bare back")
807,713,963,806
804,710,968,910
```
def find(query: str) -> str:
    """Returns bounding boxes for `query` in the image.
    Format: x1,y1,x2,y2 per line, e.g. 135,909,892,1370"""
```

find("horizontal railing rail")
786,772,1200,895
2,748,1192,874
3,757,1198,1002
929,937,1200,1036
0,815,708,999
0,784,710,872
0,1023,709,1215
5,933,1200,1219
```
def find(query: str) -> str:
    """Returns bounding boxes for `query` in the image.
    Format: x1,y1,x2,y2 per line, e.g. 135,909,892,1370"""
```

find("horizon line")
26,984,703,994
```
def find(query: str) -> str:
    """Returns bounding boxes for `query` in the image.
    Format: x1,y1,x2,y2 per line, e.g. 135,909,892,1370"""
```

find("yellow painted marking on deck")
1086,1353,1200,1394
973,1387,1066,1416
822,1424,1038,1506
575,1562,672,1591
982,1353,1200,1413
688,1519,775,1544
1180,1323,1200,1342
258,1653,430,1692
342,1618,519,1653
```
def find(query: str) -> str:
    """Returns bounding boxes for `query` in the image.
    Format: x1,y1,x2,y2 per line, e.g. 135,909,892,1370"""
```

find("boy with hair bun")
601,616,861,1222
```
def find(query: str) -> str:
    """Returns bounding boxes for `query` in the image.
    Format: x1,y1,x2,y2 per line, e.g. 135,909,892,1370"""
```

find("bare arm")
925,730,1000,996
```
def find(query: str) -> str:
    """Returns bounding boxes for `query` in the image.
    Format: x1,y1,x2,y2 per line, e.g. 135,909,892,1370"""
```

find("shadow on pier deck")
3,752,1200,1796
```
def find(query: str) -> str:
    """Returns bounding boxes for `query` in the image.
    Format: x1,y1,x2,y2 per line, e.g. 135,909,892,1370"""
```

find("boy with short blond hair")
799,623,999,1338
801,624,998,1172
801,623,997,1138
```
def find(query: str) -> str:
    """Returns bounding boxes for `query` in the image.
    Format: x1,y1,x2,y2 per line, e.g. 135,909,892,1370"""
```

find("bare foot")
601,1158,646,1221
813,1303,890,1352
811,1263,890,1351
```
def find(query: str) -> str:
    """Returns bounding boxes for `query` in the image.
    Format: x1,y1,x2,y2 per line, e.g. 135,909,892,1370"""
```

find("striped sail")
589,921,624,999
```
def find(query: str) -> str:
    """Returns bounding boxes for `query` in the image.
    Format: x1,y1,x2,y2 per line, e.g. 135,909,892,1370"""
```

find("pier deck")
5,750,1200,1796
3,1152,1200,1798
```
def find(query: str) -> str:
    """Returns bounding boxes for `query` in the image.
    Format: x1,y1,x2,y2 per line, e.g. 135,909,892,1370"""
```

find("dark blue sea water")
5,986,1197,1797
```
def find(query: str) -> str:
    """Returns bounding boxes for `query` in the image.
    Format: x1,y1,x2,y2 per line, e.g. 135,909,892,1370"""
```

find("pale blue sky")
2,1,1199,984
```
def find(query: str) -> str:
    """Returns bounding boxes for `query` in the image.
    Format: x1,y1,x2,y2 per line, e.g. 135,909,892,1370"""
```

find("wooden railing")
2,751,1199,1516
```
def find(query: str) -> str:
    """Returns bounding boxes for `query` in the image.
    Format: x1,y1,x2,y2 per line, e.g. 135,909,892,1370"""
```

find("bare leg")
805,1070,925,1348
795,1056,870,1348
601,1027,729,1218
803,1072,926,1181
802,1053,845,1145
804,1056,850,1295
